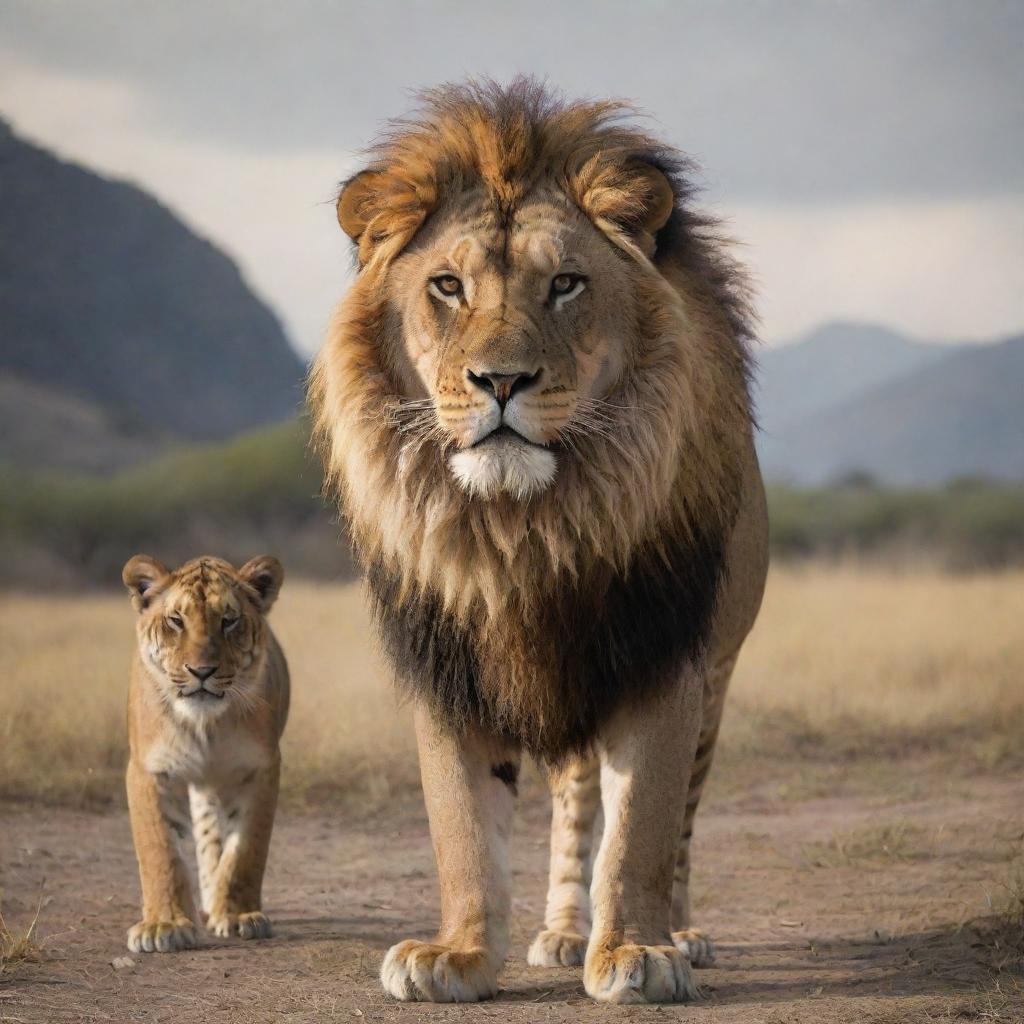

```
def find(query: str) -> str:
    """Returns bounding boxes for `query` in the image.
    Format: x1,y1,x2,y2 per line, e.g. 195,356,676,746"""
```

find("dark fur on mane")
367,502,725,762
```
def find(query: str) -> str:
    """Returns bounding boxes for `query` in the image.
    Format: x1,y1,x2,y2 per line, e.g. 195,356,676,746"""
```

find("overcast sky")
2,0,1022,356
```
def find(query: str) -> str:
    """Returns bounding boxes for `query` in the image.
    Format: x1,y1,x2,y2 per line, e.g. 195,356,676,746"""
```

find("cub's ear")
122,555,170,612
239,555,284,613
574,159,676,259
336,168,430,267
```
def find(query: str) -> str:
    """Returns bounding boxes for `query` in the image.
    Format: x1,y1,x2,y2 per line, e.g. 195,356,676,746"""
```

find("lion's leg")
527,752,601,967
205,758,280,941
188,785,224,920
125,760,199,953
583,670,703,1004
381,702,519,1003
671,653,737,968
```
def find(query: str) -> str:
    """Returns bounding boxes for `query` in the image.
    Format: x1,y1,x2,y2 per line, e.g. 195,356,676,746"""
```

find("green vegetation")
2,418,1023,587
768,476,1024,568
0,418,350,586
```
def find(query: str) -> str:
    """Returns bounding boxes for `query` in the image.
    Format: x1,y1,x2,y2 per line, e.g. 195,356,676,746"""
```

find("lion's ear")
336,170,385,242
574,159,676,259
632,163,676,237
336,168,430,267
239,555,284,613
122,555,169,612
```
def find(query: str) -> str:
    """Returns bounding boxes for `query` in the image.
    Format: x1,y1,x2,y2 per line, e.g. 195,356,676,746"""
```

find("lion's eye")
430,275,463,298
222,615,240,634
551,273,585,300
167,614,184,631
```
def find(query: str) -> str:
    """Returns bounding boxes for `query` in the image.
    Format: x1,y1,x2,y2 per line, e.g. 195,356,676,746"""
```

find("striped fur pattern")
529,651,739,972
121,554,289,953
309,79,768,1004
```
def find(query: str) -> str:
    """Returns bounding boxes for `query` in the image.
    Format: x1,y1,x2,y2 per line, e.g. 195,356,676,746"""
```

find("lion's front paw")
127,918,198,954
584,942,698,1004
207,910,273,940
672,928,715,967
380,939,497,1002
527,928,588,967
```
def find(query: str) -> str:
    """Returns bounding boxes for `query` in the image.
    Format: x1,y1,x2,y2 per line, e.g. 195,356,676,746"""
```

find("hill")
756,324,1023,484
760,336,1024,485
0,117,305,454
754,321,963,428
0,371,173,473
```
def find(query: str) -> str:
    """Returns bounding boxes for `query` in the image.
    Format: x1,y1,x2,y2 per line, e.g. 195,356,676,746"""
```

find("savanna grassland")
2,564,1022,810
2,565,1023,1022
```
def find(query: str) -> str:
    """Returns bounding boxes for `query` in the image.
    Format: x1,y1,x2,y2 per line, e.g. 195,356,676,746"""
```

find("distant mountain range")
755,323,1024,484
0,117,305,472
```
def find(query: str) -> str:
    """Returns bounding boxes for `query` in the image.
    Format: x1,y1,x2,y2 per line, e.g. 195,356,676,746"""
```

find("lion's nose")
465,368,540,410
186,664,217,682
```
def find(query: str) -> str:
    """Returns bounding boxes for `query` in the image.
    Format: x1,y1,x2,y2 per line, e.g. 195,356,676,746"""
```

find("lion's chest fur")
367,509,725,761
142,722,269,787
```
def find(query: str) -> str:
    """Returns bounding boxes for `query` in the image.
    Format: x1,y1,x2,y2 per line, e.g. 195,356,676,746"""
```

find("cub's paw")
584,942,698,1004
527,928,588,967
381,939,497,1002
127,918,198,954
672,928,715,967
207,910,273,940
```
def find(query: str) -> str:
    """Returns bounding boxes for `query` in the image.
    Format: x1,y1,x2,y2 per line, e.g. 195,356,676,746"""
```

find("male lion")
310,79,768,1004
121,554,288,953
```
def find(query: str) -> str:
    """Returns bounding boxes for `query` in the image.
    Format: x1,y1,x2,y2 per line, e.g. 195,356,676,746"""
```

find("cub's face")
382,193,643,499
123,554,283,723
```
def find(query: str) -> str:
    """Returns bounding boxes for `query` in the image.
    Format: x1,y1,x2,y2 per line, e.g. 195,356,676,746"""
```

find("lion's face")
123,554,283,723
383,193,641,499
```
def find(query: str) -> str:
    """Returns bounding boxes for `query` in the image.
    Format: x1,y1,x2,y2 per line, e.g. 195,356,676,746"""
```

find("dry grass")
801,823,935,868
1,564,1022,810
0,898,44,977
718,563,1024,790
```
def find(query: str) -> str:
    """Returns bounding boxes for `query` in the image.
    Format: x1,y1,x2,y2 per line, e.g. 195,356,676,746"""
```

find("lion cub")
121,553,289,953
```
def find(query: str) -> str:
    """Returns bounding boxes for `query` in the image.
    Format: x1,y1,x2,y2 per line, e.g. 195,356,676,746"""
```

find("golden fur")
122,554,289,953
311,81,753,620
309,79,768,1003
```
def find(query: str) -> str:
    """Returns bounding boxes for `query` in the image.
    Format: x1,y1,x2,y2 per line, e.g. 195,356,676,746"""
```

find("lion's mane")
309,79,756,760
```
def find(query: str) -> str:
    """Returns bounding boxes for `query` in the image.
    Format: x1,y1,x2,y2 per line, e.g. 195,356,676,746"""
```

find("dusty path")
2,775,1022,1023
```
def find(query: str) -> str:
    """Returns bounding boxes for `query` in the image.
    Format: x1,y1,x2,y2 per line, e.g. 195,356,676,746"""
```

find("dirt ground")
2,771,1022,1024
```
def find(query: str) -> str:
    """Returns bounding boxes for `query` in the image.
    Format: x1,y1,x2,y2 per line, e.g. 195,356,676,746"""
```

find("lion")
120,554,289,953
309,79,768,1004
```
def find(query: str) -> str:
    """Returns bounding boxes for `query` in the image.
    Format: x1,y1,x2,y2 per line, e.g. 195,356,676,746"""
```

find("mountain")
0,371,172,473
0,117,305,457
754,321,964,428
757,328,1024,484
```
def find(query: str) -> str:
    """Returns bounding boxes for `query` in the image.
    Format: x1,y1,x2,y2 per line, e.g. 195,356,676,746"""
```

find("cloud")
733,198,1024,345
1,0,1022,203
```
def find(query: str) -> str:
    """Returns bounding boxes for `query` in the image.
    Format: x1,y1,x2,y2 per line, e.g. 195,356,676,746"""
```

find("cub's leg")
126,761,199,953
527,752,601,967
205,758,280,940
188,785,224,920
584,670,703,1004
381,703,519,1002
671,653,738,968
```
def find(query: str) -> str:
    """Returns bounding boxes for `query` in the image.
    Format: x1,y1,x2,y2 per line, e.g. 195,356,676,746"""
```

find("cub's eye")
167,614,184,631
429,274,463,300
550,273,585,300
222,615,240,634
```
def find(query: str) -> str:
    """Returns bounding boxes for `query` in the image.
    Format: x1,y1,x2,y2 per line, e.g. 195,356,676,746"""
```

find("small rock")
111,956,135,970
